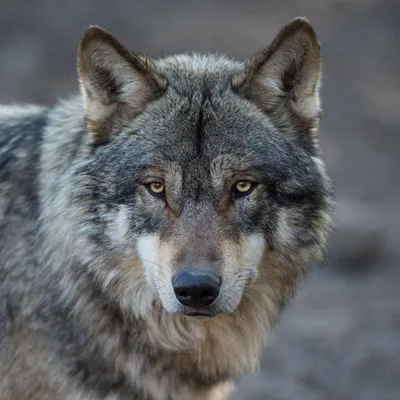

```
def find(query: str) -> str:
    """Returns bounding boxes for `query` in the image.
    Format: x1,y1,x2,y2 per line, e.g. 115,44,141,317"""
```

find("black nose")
172,270,221,308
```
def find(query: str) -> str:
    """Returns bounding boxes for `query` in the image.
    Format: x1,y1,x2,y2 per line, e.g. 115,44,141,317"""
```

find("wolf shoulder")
0,104,48,201
0,103,50,270
0,104,48,172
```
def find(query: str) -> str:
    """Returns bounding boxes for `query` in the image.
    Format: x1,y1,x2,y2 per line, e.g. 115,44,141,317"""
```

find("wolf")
0,17,334,400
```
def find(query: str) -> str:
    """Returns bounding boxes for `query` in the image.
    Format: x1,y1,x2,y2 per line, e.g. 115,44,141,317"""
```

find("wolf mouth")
183,312,216,318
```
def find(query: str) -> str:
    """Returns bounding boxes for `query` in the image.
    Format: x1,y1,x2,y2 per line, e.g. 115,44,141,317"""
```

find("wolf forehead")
103,58,302,171
156,53,243,92
118,55,268,147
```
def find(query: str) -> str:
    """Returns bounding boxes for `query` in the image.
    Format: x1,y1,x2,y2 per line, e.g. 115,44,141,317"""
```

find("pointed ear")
78,26,165,144
233,17,322,135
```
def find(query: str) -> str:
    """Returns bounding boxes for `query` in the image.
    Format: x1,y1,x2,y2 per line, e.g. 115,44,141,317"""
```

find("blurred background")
1,1,399,399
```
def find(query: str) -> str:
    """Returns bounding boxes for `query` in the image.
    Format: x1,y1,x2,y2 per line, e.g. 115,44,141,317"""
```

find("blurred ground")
1,1,399,399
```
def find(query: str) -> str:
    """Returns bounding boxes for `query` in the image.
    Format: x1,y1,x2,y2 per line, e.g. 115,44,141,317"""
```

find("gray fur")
0,18,334,400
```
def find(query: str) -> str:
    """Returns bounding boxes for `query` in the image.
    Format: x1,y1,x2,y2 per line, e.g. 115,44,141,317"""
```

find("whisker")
125,257,168,277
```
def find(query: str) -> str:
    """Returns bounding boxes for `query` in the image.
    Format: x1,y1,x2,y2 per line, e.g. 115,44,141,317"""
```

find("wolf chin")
0,17,334,400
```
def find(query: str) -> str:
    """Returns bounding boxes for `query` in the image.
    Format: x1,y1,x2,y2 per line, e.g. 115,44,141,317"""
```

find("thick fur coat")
0,18,334,400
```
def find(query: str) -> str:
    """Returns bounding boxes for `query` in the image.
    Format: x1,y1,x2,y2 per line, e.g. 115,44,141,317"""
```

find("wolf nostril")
175,289,189,299
172,269,221,308
201,290,212,299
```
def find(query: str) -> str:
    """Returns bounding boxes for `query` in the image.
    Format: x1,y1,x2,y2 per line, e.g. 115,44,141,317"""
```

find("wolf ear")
78,26,165,144
233,18,321,134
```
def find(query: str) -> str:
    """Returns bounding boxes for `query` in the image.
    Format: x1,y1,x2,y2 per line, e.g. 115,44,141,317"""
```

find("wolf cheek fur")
0,17,334,400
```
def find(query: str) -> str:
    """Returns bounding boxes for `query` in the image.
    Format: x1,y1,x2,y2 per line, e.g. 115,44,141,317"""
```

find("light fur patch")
241,234,266,272
276,208,293,246
0,104,46,122
106,205,130,246
312,156,328,180
217,234,266,313
157,53,240,76
136,234,179,313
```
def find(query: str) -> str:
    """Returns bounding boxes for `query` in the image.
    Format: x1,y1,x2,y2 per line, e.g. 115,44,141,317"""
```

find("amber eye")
233,181,256,198
235,181,253,193
147,182,165,196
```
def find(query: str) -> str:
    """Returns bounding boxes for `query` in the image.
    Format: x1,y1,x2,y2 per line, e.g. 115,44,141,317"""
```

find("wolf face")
70,19,333,320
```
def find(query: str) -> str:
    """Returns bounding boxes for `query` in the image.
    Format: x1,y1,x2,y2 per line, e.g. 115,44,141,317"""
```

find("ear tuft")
78,26,165,144
233,17,322,135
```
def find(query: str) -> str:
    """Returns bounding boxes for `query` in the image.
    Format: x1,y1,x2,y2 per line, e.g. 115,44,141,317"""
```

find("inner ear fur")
233,17,322,135
78,25,165,144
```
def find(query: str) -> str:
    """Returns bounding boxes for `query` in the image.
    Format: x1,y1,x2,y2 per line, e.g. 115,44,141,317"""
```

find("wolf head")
70,18,333,321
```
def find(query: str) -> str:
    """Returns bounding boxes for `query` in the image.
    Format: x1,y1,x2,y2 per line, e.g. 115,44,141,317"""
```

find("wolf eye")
147,182,165,196
233,181,256,198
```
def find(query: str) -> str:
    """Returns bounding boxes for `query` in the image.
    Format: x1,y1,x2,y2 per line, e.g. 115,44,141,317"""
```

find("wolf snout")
172,269,221,308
